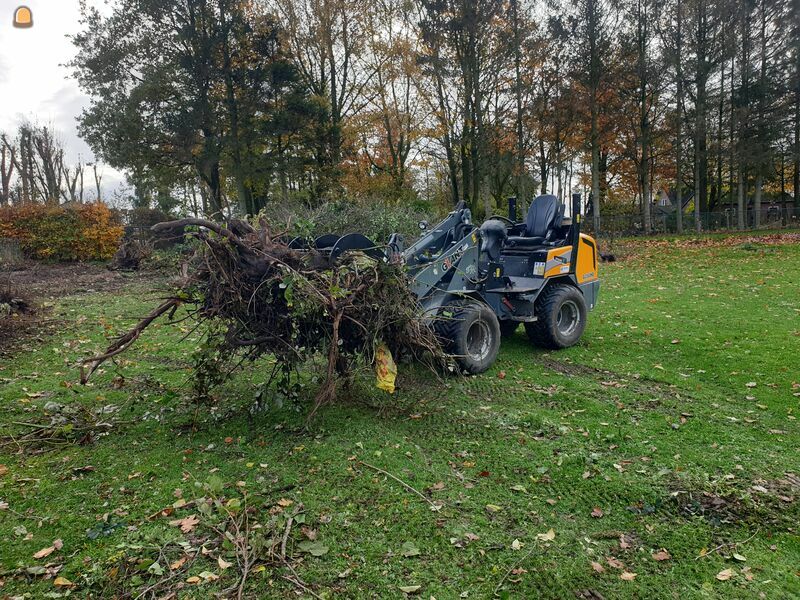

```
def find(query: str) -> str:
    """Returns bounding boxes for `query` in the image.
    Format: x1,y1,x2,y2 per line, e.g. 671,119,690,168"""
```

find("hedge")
0,203,124,261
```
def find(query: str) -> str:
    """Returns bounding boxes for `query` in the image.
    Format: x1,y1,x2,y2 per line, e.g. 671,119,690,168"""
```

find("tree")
71,0,316,218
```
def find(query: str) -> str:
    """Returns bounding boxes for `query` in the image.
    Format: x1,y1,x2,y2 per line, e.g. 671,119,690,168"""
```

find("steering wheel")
487,215,514,226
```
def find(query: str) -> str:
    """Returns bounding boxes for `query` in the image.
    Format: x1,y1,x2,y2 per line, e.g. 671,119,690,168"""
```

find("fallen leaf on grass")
277,498,293,507
606,557,624,569
620,571,637,581
485,504,503,513
399,585,421,594
33,539,63,559
652,549,671,561
0,465,8,477
218,556,232,570
591,507,604,518
169,514,200,533
536,528,555,542
298,541,329,556
170,556,188,570
53,576,75,588
716,568,734,581
732,553,747,562
591,561,605,573
401,541,421,557
745,382,757,388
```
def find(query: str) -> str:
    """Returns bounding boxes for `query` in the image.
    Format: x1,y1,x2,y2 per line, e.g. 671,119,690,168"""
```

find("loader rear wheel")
437,300,501,374
525,284,587,349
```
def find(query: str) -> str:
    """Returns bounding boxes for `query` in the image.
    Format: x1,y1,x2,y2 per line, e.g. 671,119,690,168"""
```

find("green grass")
1,237,799,599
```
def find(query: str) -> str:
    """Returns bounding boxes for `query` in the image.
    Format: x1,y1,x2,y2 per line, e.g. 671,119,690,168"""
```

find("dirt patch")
538,356,691,408
667,474,798,528
1,262,135,299
0,262,163,356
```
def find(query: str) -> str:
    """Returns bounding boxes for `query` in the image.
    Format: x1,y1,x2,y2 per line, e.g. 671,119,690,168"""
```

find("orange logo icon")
13,6,33,28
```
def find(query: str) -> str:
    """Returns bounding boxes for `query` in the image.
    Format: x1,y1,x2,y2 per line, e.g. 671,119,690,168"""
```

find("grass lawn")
1,233,799,599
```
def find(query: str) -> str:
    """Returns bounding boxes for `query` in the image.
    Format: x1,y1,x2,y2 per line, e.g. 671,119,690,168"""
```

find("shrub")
0,203,124,261
262,199,441,244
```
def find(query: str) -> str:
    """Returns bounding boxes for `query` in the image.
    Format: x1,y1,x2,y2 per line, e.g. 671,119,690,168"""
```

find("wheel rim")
466,319,491,361
556,300,580,337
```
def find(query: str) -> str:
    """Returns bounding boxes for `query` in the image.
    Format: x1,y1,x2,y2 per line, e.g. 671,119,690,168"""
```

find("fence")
584,205,800,237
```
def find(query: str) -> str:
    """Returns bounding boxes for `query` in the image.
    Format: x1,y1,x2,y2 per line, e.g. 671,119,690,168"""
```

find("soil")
0,262,161,356
0,261,134,299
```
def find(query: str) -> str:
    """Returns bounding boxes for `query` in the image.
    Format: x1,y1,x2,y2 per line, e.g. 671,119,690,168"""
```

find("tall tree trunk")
588,0,601,235
637,0,651,233
539,139,548,194
715,54,725,212
675,0,684,233
737,165,745,228
753,173,763,228
753,0,768,229
511,0,526,213
693,0,708,232
219,3,253,215
794,86,800,209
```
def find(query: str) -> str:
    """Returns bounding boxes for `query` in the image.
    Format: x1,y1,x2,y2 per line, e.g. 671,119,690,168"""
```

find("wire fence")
584,205,800,237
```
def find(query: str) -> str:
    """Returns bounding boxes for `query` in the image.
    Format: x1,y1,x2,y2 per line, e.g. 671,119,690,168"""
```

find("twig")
280,516,293,559
695,528,760,560
358,460,442,511
494,545,540,596
281,560,324,600
80,298,182,383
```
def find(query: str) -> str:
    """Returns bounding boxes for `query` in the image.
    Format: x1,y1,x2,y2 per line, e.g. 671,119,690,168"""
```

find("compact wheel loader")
292,193,600,374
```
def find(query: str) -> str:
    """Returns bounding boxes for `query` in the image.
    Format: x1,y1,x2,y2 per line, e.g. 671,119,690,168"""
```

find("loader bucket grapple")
308,193,600,374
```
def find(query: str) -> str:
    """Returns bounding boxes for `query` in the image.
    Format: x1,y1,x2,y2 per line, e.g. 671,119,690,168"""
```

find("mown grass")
1,235,799,599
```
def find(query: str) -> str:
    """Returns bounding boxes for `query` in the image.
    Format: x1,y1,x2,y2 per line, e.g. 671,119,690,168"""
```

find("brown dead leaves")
33,539,63,559
169,514,200,533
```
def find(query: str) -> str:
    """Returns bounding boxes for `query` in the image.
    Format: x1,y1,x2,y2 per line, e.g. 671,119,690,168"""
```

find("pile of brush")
109,237,153,271
82,218,442,414
0,278,35,319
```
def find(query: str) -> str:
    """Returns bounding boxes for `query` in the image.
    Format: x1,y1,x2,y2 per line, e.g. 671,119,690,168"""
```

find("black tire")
525,284,587,349
499,320,519,338
436,300,501,374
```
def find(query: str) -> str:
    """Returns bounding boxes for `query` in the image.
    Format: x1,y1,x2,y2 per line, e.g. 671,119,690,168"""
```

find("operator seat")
506,194,564,248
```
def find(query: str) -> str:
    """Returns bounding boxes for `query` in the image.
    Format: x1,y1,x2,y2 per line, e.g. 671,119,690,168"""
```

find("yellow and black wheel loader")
294,193,600,374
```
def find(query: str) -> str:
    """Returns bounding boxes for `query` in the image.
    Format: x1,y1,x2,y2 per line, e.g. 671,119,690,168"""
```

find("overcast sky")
0,0,125,198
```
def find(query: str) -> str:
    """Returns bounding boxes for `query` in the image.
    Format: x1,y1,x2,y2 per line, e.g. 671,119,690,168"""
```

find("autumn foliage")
0,203,123,261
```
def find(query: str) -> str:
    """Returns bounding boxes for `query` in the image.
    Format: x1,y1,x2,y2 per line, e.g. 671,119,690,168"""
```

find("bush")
262,199,440,244
0,203,124,261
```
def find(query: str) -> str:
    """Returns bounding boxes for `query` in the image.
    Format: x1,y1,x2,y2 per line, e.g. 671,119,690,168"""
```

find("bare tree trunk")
93,164,103,202
511,0,526,212
737,166,745,229
753,173,763,229
675,0,684,233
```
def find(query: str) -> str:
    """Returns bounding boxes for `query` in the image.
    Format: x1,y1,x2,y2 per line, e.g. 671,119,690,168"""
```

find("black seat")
506,194,563,248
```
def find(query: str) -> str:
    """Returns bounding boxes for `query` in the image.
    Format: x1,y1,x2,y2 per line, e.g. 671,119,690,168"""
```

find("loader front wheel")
525,284,587,349
437,300,501,374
